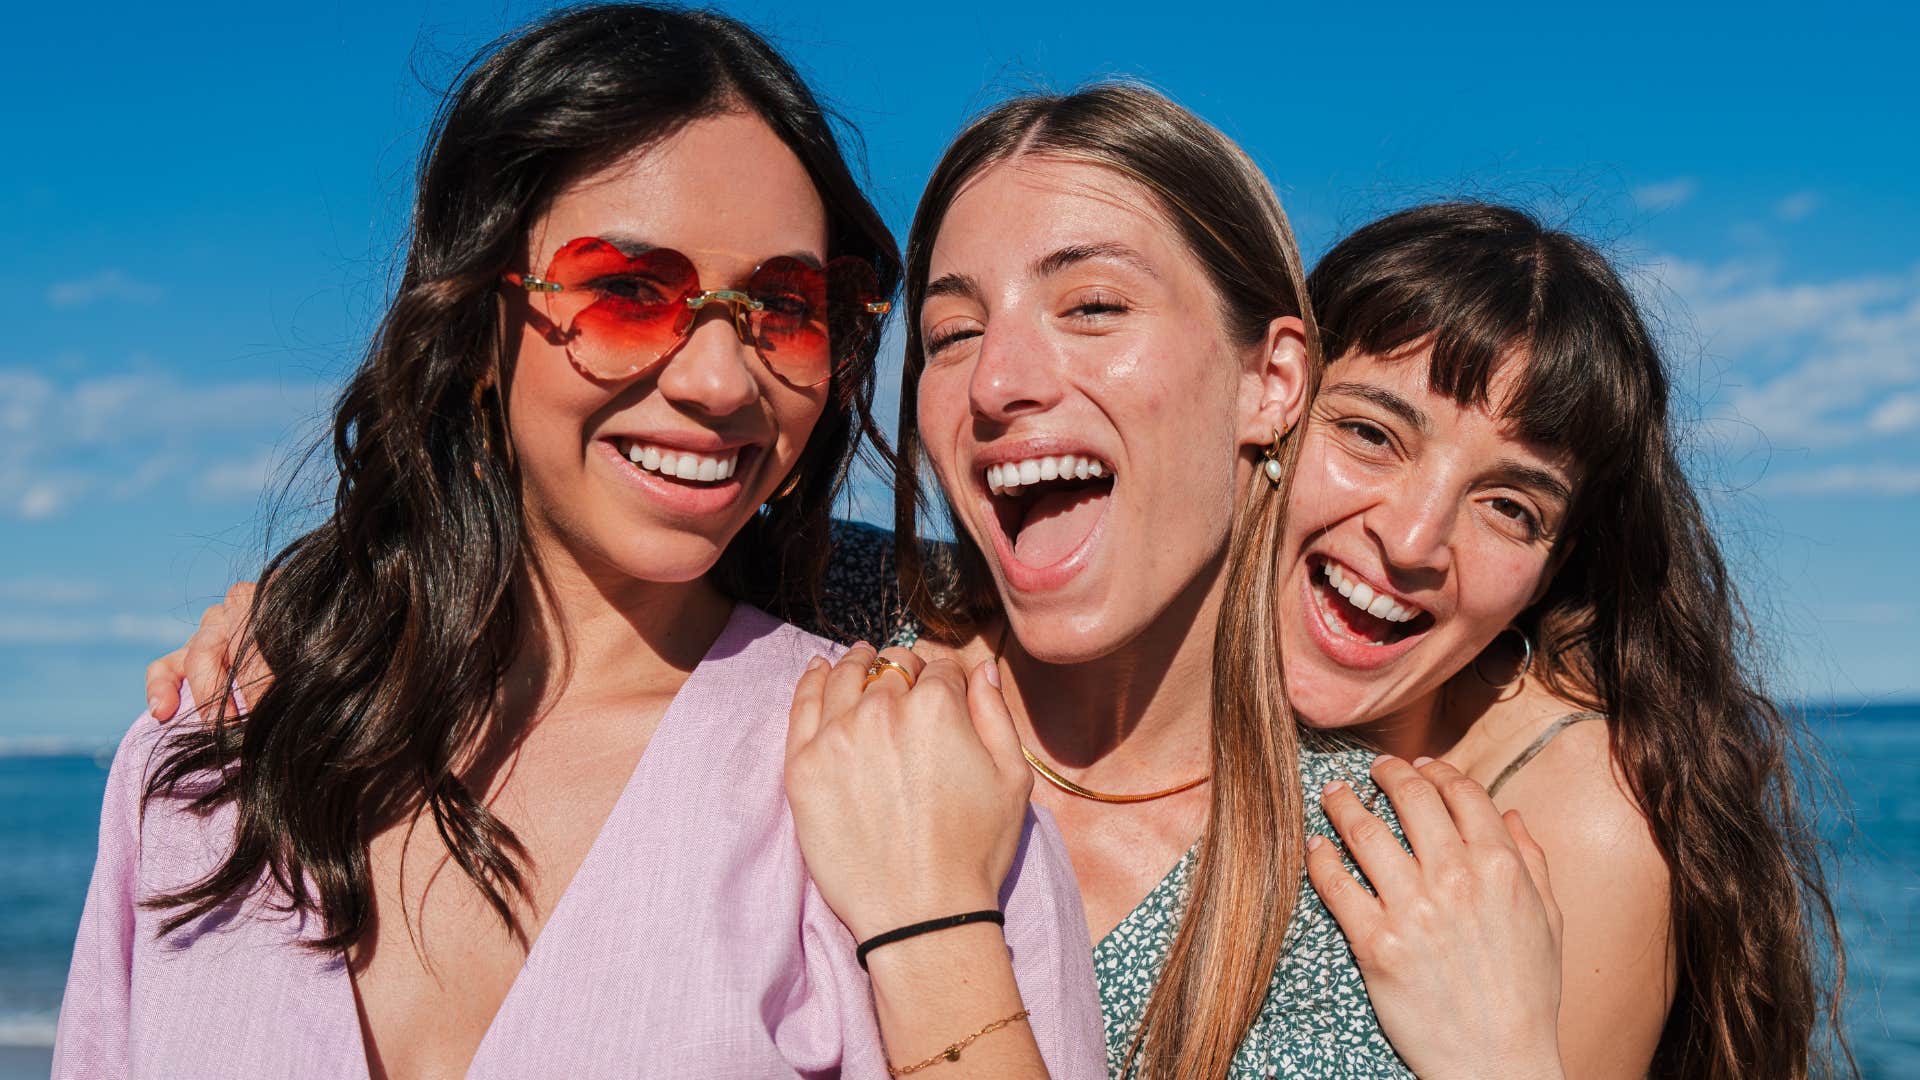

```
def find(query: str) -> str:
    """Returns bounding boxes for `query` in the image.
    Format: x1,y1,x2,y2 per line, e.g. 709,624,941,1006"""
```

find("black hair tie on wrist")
855,909,1005,970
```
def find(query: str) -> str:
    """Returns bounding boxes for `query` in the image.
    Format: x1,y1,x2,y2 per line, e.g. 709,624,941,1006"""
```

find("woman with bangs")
56,6,1104,1078
1286,204,1847,1079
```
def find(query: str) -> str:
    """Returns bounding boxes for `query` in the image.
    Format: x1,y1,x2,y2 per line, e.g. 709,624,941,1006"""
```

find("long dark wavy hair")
890,84,1324,1079
145,2,900,949
1309,202,1849,1079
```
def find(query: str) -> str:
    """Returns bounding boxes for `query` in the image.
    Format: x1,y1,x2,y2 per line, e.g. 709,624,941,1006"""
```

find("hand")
143,582,269,721
784,644,1033,943
1308,756,1565,1080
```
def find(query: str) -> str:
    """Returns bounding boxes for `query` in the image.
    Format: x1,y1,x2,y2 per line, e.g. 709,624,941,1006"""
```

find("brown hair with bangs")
893,82,1321,1077
1309,201,1850,1079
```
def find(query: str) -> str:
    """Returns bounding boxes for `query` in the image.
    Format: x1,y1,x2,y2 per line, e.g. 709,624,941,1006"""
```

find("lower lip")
978,488,1111,595
1297,563,1425,671
595,440,752,518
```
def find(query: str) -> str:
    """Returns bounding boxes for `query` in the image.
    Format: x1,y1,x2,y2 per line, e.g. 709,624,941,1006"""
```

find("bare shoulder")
1497,719,1664,885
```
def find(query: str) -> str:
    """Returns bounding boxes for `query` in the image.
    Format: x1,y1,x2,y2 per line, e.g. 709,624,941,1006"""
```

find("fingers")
1415,757,1513,849
819,642,878,724
1305,831,1385,948
144,648,187,721
1320,778,1420,899
786,654,831,756
868,645,926,695
1504,809,1562,937
1371,756,1467,864
183,604,237,720
965,660,1024,770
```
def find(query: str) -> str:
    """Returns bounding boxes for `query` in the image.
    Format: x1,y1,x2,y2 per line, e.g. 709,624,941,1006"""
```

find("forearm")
864,924,1047,1078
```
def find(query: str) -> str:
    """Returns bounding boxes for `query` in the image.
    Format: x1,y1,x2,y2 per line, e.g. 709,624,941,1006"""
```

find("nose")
654,304,761,417
967,318,1066,424
1365,471,1457,578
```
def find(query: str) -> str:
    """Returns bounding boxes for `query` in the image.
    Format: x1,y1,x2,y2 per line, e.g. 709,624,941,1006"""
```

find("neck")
997,551,1223,782
501,531,733,722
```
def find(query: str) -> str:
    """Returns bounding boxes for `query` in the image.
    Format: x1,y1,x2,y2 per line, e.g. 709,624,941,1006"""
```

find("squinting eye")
1489,497,1540,534
925,327,980,355
591,275,673,303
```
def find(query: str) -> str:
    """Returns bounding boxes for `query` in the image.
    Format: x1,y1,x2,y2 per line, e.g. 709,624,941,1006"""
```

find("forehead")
1328,348,1580,478
927,157,1185,277
529,111,829,272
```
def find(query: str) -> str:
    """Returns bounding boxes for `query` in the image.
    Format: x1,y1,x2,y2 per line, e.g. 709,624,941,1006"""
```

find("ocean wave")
0,1011,56,1048
0,737,112,760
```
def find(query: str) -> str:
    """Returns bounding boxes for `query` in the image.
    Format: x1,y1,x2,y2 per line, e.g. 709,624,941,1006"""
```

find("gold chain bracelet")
886,1009,1031,1076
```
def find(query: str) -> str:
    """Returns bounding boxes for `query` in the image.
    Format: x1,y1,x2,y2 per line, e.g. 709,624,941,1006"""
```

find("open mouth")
613,438,746,486
983,453,1116,568
1306,555,1434,646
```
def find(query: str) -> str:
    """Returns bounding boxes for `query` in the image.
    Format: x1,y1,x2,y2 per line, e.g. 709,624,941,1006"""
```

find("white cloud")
1867,394,1920,434
0,612,190,646
1633,177,1699,211
0,577,108,604
1760,463,1920,497
1774,191,1821,222
1645,255,1920,448
0,367,332,519
45,269,163,309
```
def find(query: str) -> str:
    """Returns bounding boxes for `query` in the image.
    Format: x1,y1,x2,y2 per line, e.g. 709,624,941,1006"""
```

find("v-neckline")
1092,844,1197,957
334,602,745,1080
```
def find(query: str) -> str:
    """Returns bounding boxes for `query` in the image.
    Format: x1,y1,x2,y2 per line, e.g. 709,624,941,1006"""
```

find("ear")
1238,315,1311,449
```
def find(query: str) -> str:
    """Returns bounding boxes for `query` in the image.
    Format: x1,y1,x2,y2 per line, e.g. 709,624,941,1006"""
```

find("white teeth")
1319,559,1420,624
985,453,1118,496
620,440,739,484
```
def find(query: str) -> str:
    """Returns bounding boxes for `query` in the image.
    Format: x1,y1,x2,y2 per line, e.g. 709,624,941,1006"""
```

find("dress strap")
1485,712,1606,798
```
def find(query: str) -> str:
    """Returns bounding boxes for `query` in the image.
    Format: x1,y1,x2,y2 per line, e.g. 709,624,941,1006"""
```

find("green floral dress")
809,522,1413,1078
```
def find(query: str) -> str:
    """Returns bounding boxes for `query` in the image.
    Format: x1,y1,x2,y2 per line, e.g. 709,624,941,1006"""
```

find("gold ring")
861,656,916,691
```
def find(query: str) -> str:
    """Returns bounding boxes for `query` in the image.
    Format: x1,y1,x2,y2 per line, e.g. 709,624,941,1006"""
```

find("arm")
1495,726,1672,1077
1308,756,1566,1080
786,646,1052,1078
52,717,154,1078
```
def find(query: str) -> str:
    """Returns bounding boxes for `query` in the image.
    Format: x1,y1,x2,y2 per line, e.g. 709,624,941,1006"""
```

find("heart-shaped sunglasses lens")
538,240,699,380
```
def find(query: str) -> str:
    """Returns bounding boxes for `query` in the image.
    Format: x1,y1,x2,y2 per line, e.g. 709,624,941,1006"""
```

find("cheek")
1455,546,1553,627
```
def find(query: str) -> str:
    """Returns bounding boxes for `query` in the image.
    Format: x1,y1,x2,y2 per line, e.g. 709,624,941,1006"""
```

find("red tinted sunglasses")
505,238,891,387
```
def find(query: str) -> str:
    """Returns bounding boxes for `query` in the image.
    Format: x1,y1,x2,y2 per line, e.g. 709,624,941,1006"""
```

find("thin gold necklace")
994,623,1212,805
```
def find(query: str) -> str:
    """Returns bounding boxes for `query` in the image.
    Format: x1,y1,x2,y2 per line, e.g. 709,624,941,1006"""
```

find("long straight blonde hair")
892,83,1322,1077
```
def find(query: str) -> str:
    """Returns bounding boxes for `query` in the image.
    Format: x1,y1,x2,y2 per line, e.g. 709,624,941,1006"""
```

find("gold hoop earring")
771,469,803,501
1261,424,1290,486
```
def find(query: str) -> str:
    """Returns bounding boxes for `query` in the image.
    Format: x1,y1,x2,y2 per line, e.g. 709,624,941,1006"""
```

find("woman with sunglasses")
55,7,1103,1078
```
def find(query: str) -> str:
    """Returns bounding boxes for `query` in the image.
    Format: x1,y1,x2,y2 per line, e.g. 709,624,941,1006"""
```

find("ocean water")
3,709,1915,1077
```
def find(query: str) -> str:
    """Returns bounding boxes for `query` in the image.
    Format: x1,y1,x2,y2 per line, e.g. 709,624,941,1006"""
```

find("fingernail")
1306,834,1325,852
805,656,825,671
850,641,873,652
1413,755,1434,767
147,698,161,717
1322,779,1346,796
983,661,1001,688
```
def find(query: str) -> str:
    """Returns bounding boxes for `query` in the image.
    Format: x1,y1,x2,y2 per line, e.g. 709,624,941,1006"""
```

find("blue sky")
2,0,1914,741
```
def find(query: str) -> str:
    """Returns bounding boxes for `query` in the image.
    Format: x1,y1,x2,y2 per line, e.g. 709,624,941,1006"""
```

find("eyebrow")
1030,242,1160,281
592,232,823,270
1322,381,1431,434
1490,460,1575,507
923,271,984,303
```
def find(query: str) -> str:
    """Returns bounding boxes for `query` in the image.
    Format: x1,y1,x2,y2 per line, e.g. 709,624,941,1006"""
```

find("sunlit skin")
913,156,1308,939
348,112,831,1080
1278,347,1673,1077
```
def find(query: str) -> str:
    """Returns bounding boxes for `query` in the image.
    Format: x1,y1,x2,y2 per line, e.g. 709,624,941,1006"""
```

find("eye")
756,291,816,321
1338,419,1392,447
925,325,981,356
1063,290,1129,320
1487,496,1541,539
589,274,674,303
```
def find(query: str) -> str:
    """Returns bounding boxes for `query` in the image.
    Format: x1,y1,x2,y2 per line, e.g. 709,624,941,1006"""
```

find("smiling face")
1278,347,1580,729
508,111,830,587
915,157,1302,663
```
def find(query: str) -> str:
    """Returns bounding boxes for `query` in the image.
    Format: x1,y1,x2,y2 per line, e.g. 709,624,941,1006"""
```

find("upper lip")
1314,554,1432,618
973,436,1115,475
604,431,759,454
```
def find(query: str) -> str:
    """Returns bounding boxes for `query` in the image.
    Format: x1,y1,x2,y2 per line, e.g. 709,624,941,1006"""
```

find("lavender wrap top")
54,604,1105,1079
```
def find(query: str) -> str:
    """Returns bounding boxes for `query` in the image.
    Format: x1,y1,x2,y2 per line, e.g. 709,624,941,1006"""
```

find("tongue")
1012,487,1109,567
